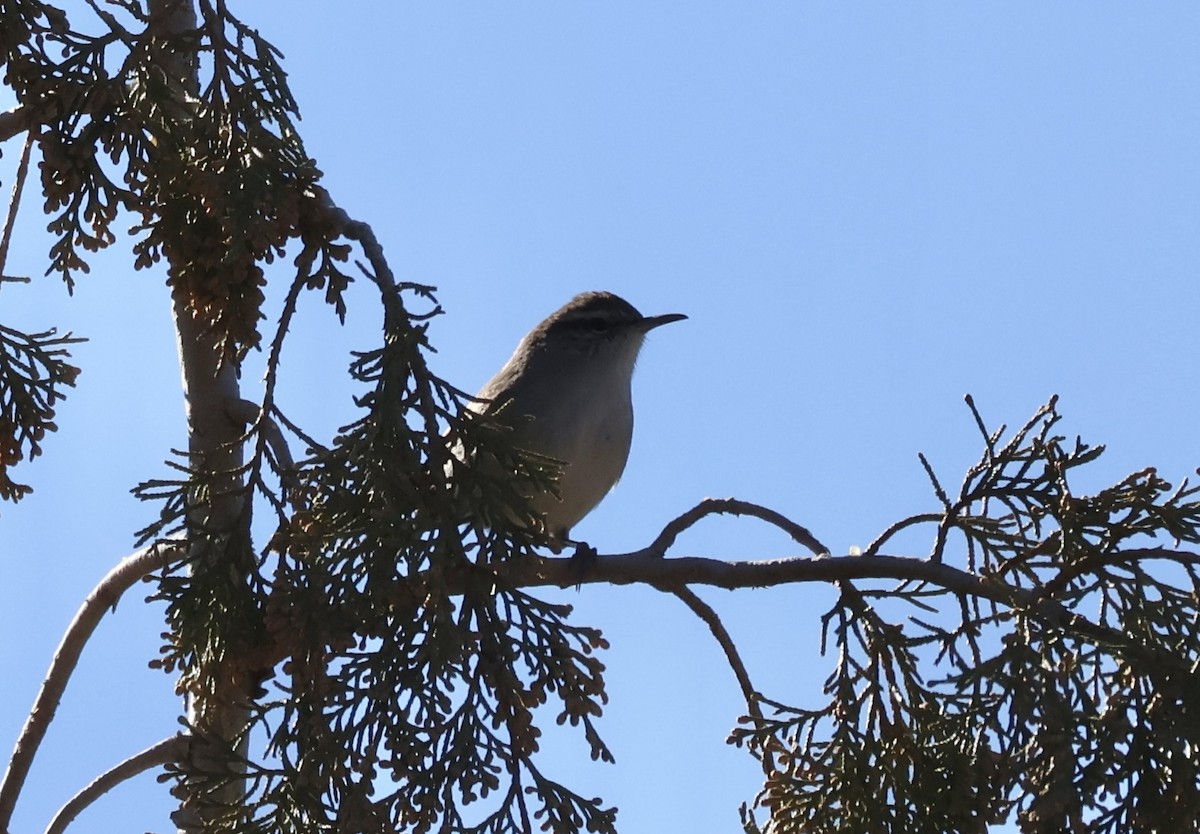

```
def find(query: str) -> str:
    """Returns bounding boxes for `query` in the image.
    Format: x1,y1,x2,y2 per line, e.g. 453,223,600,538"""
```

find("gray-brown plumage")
471,291,686,544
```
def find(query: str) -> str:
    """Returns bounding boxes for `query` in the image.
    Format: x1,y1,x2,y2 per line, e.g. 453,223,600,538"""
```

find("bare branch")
670,587,782,775
1,129,35,279
0,106,31,144
225,397,262,427
43,735,187,834
863,513,942,557
648,498,829,557
0,540,185,832
671,587,760,713
519,549,1008,598
505,548,1139,653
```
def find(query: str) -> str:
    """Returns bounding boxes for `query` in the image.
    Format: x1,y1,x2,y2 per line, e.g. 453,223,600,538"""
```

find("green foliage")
141,281,615,834
2,2,617,826
0,321,81,502
1,0,347,359
734,398,1200,834
7,2,617,826
9,4,1200,834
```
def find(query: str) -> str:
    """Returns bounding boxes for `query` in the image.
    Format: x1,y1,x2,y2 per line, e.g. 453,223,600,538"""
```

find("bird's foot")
567,540,598,588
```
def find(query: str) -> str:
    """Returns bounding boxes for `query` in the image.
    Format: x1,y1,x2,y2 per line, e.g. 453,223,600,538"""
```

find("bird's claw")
567,540,597,588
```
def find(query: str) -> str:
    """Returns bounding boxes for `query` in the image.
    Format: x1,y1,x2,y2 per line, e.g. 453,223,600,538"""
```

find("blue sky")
2,3,1198,832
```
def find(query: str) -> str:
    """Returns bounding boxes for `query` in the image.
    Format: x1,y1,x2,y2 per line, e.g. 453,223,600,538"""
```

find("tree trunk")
148,0,255,828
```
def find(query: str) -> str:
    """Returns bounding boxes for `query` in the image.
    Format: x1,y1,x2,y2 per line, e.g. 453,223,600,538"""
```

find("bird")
467,290,686,549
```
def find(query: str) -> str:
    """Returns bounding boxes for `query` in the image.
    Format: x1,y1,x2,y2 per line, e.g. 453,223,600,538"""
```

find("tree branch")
0,106,30,144
672,588,763,729
1,129,35,279
43,735,187,834
863,513,942,557
226,397,302,504
668,586,785,777
671,587,761,713
504,548,1134,653
0,540,185,833
649,498,829,557
514,549,1021,601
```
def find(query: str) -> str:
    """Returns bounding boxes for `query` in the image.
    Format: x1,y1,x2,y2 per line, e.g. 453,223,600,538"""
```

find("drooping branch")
43,735,187,834
0,540,185,832
668,586,785,777
671,587,760,710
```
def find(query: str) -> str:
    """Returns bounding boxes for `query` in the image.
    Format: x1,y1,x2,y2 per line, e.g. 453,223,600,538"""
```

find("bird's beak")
638,312,688,332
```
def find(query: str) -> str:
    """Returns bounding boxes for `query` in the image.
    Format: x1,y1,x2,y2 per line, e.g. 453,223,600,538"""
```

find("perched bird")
469,291,686,547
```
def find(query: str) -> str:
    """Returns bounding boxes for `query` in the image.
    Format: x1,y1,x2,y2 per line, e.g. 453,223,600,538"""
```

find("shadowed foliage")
3,3,1200,834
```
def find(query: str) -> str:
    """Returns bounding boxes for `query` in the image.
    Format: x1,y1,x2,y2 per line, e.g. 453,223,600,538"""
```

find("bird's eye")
582,317,609,331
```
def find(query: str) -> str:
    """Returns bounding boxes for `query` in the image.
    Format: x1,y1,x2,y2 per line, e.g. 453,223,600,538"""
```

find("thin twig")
43,735,187,834
0,128,35,279
670,587,779,774
225,398,302,505
314,186,401,321
0,540,186,832
671,587,760,712
82,0,138,46
649,498,829,557
863,513,942,557
918,452,951,510
261,271,307,418
1114,546,1200,566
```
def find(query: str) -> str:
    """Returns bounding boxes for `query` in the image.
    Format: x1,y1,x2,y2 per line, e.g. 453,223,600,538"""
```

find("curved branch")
0,540,185,832
649,498,829,557
313,186,404,324
671,587,760,715
43,735,186,834
669,587,785,775
863,513,942,558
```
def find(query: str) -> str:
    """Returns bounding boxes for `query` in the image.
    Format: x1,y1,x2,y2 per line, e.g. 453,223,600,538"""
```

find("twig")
671,587,760,713
863,513,942,558
1113,546,1200,567
43,735,187,834
318,189,448,459
649,498,829,557
0,540,186,832
0,128,35,279
82,0,138,46
313,186,401,323
225,398,302,504
670,587,779,775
